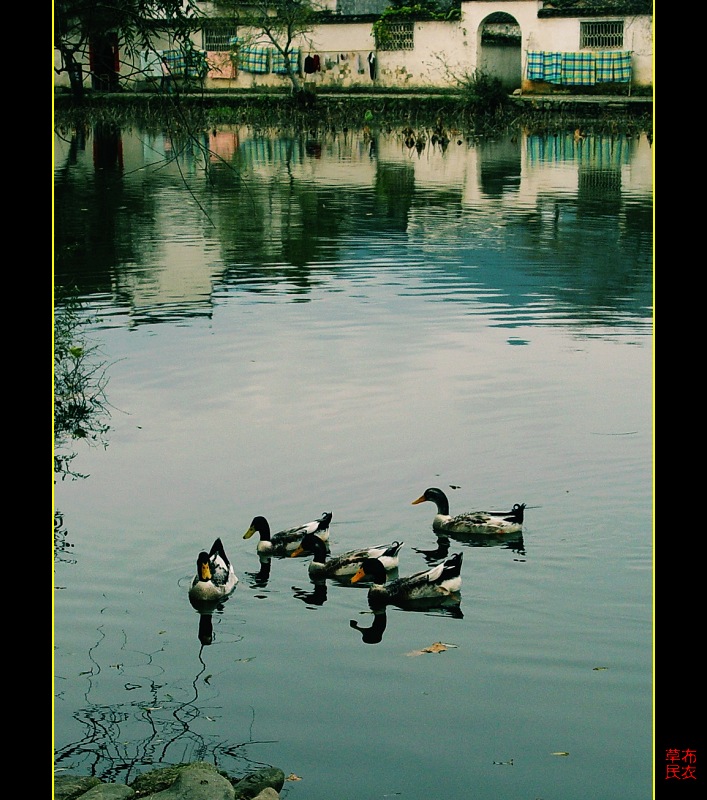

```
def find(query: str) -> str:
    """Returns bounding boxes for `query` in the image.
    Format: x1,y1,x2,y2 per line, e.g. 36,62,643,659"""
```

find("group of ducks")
189,487,526,610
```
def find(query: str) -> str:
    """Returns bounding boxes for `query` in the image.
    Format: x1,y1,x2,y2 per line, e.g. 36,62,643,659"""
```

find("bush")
457,70,510,114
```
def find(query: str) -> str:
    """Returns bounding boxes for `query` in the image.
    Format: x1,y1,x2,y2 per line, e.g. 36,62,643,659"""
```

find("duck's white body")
243,512,332,557
188,538,238,603
351,552,463,607
292,532,404,579
413,488,525,535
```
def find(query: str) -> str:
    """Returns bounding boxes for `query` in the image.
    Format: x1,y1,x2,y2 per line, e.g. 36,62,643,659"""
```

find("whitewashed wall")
54,1,652,92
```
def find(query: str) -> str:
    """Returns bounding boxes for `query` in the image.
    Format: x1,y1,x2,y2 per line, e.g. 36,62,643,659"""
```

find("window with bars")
375,21,414,51
580,20,624,49
202,20,238,52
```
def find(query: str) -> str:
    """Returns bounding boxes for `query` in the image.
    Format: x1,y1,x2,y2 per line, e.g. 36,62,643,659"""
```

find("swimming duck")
243,512,332,557
291,531,404,579
351,552,463,608
412,488,525,535
188,537,238,603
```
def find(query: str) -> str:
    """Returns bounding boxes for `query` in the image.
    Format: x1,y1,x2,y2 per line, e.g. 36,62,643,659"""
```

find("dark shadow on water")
350,595,463,645
414,532,526,562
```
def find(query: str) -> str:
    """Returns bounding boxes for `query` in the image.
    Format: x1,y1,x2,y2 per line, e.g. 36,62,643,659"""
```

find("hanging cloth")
304,54,315,74
367,52,376,80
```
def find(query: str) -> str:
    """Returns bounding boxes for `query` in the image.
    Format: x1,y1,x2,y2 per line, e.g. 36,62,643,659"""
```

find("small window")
202,20,238,52
580,21,624,50
376,21,414,51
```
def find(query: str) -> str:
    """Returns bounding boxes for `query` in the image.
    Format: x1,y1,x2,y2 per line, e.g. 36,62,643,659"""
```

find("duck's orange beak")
290,546,304,558
351,567,366,583
411,495,426,505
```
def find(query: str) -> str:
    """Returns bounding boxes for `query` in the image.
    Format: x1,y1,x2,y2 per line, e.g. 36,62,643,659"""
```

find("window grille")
202,21,238,52
580,21,624,49
579,169,622,193
376,21,414,51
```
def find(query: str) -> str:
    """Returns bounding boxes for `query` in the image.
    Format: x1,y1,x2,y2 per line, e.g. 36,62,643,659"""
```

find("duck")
188,537,238,603
412,488,525,535
243,512,332,557
350,552,463,608
291,531,404,579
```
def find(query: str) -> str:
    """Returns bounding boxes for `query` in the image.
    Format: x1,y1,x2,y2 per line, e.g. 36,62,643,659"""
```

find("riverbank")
54,763,287,799
53,88,653,137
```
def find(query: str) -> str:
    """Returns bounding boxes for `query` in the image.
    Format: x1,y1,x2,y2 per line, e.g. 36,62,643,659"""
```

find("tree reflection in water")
53,290,113,483
53,619,274,784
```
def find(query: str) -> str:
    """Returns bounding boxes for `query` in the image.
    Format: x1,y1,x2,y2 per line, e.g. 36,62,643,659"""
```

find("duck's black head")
412,487,449,515
290,531,327,559
351,557,387,585
244,516,270,540
196,551,211,580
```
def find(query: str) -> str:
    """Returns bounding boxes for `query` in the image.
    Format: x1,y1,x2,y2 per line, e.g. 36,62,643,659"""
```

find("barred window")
376,21,414,51
580,21,624,49
202,20,238,52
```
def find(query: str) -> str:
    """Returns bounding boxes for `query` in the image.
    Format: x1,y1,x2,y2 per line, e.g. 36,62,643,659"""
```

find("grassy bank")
53,88,653,138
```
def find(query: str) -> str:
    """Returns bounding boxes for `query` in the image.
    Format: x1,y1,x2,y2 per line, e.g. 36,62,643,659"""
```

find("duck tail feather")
210,537,229,563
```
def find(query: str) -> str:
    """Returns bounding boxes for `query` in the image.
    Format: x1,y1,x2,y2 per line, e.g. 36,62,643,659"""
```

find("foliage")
54,0,203,99
217,0,323,95
542,0,652,11
453,69,511,116
373,2,460,50
54,287,112,481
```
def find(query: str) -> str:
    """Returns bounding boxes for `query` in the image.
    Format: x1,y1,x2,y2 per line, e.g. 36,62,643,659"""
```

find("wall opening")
477,12,522,92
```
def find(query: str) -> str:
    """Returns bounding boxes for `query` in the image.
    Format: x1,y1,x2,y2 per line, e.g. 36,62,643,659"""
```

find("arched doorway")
477,12,522,92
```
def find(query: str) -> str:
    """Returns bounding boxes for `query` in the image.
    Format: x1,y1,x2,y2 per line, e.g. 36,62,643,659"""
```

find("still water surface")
54,122,653,799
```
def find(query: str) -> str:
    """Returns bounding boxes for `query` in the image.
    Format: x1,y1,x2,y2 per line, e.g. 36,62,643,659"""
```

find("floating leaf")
406,641,458,656
592,666,609,671
493,759,514,766
551,752,570,757
286,774,302,782
204,674,212,684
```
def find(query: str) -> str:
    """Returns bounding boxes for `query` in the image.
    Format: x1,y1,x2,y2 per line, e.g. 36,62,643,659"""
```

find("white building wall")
54,1,652,92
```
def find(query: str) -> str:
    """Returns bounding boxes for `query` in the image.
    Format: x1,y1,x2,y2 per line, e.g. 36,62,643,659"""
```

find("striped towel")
560,52,596,85
184,49,208,78
271,47,300,75
161,49,185,75
526,51,562,83
595,51,632,83
238,46,270,74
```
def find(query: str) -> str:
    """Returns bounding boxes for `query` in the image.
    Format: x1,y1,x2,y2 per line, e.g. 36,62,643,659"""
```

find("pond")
53,120,653,799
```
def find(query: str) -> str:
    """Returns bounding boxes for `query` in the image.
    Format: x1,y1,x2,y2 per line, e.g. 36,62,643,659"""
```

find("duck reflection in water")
189,597,233,646
350,610,387,644
413,535,451,564
292,579,328,606
414,531,525,562
245,555,272,589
